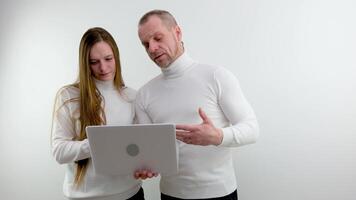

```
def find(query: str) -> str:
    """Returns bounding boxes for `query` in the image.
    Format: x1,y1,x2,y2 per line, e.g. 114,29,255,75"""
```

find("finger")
140,170,147,180
138,173,145,179
176,136,184,141
198,108,213,125
147,172,153,178
176,124,198,131
140,173,148,180
182,139,189,144
134,171,140,179
176,132,192,142
176,130,191,137
176,136,189,143
183,136,194,144
185,139,191,144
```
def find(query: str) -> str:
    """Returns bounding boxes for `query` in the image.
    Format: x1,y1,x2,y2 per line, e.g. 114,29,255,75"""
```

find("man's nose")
148,42,158,53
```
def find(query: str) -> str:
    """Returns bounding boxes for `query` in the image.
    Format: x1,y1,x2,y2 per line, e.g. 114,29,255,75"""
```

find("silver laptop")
86,124,178,176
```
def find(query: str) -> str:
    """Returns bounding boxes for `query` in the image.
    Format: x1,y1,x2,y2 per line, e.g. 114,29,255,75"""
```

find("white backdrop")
0,0,355,200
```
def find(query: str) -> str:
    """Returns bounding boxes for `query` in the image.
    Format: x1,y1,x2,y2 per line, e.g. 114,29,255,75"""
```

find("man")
134,10,259,200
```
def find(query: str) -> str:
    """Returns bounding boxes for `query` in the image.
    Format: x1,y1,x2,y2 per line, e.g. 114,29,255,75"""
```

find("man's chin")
152,55,169,67
157,63,170,69
154,59,170,68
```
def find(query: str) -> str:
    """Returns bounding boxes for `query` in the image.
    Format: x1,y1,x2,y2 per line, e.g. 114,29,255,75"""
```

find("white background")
0,0,355,200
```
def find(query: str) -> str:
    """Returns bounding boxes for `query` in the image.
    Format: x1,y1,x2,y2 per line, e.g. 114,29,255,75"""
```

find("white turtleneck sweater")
52,80,141,200
135,52,259,199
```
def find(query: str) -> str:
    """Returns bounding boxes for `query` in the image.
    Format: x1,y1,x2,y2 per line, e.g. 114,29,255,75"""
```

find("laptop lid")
86,124,178,176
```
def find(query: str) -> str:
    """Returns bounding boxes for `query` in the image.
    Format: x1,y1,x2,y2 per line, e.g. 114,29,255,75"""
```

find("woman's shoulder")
55,84,80,102
121,86,137,102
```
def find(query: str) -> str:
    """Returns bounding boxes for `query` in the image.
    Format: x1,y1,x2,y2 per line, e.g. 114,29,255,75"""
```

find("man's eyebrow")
141,41,148,47
154,32,163,37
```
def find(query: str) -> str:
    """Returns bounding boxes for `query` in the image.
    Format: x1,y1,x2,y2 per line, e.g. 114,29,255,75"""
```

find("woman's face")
89,41,116,81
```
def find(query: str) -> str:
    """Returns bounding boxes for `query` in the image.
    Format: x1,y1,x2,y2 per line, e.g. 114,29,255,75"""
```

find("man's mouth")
153,53,164,61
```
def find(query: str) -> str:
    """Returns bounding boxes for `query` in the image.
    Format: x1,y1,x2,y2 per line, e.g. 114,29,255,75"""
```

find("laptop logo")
126,144,139,157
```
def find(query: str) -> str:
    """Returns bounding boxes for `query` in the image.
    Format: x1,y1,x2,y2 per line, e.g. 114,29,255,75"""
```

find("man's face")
138,16,182,68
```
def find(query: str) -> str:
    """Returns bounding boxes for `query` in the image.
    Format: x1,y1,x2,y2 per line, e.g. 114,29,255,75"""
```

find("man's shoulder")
137,74,163,93
193,60,220,69
194,62,227,76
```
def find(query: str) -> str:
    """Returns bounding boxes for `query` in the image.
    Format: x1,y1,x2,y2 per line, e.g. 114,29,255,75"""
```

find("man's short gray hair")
139,9,178,28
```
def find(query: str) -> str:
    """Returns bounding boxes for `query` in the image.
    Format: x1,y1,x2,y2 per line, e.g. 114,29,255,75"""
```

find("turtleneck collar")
94,78,116,91
161,52,195,79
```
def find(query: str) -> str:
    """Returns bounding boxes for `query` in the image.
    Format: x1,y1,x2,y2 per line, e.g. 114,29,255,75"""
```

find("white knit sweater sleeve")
51,87,91,164
214,68,260,147
134,90,153,124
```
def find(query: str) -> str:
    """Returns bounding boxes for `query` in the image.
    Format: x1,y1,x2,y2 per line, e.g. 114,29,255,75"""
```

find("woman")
51,27,144,200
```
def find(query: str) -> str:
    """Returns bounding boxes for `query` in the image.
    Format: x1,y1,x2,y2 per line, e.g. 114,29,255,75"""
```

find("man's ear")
174,25,182,41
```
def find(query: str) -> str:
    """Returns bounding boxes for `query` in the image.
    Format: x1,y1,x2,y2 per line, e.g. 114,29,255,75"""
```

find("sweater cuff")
218,127,234,147
81,139,91,158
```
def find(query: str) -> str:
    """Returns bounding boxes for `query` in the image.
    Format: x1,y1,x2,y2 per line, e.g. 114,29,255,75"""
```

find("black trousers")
127,187,145,200
161,190,238,200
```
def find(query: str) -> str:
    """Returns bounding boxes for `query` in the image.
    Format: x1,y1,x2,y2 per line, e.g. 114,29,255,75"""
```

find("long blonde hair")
65,27,125,186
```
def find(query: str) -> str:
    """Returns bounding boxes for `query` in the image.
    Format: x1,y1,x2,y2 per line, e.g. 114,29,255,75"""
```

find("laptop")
86,124,178,176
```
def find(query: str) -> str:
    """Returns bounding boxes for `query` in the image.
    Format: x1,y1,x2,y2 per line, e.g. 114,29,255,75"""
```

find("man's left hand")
176,108,223,146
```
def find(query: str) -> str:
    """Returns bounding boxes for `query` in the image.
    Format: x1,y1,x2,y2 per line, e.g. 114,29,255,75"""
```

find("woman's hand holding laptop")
134,169,159,179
